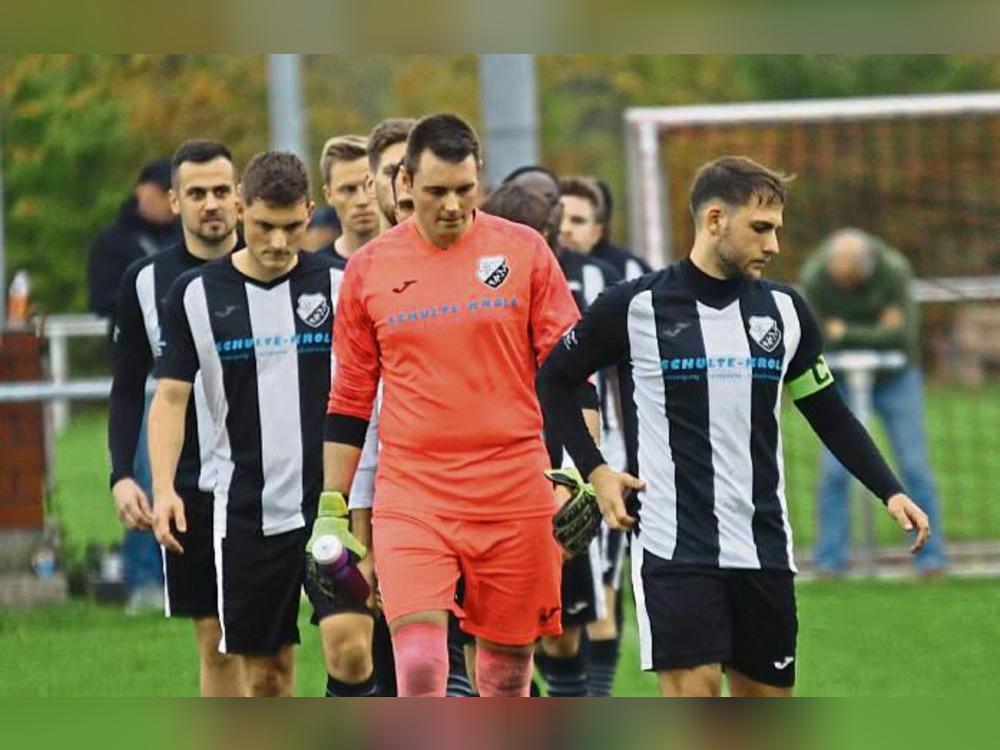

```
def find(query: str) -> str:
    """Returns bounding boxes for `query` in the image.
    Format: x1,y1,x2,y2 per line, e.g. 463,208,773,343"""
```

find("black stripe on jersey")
739,286,790,569
652,286,719,566
288,269,335,527
203,274,264,537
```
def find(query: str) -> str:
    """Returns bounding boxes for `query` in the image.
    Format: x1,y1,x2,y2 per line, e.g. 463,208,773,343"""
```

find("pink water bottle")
312,535,371,605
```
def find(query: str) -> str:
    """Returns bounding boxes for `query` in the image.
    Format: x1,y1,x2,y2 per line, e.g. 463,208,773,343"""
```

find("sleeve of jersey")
108,266,153,486
347,386,381,510
537,281,635,479
326,253,378,448
153,276,200,384
529,237,582,365
784,288,831,398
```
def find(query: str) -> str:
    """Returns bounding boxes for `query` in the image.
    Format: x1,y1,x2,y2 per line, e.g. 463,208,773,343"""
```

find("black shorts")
162,491,217,619
216,527,308,656
560,540,605,628
633,545,798,688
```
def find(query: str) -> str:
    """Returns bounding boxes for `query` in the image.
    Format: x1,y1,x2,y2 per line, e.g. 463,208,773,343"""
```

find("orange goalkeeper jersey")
327,212,580,519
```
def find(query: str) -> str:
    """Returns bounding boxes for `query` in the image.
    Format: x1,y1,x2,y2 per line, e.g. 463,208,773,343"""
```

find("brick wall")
0,330,45,529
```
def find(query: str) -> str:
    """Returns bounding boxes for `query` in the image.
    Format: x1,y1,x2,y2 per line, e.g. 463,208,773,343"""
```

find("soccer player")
389,161,415,224
317,135,379,266
324,114,580,697
150,152,347,697
537,155,931,697
366,117,415,228
108,139,242,696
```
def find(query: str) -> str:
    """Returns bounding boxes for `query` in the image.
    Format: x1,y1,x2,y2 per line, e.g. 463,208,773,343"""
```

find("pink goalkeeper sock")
391,622,449,697
476,646,534,697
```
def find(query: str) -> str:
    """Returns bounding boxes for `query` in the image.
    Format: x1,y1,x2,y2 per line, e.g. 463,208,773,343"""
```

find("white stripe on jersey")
135,264,161,356
627,290,678,562
582,263,606,307
183,278,230,536
624,258,645,281
192,370,216,493
698,300,759,569
245,281,305,536
773,290,802,573
631,543,654,671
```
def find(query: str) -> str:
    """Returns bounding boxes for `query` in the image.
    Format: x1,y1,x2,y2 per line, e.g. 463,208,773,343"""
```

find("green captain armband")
786,355,834,401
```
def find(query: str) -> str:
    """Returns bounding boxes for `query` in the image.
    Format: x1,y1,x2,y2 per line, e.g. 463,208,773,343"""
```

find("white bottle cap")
312,535,345,566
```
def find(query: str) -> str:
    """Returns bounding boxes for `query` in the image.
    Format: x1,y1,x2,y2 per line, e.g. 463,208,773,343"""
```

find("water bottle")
7,270,31,326
312,535,371,605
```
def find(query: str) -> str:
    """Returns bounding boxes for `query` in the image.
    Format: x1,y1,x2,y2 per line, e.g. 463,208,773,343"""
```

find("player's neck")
184,228,238,261
689,241,734,281
335,228,377,258
414,214,472,250
232,248,300,283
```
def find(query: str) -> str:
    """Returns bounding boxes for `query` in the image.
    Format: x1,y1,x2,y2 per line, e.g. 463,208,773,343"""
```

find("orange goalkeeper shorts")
372,510,563,645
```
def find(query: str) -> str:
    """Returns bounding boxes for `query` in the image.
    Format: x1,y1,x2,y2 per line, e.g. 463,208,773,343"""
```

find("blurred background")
0,54,998,696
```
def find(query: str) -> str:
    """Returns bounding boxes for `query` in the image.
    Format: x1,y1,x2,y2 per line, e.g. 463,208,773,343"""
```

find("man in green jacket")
801,228,947,576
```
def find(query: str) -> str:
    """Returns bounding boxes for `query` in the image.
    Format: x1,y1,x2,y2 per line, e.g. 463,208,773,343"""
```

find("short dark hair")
502,165,559,187
403,113,480,176
170,140,233,187
559,176,602,217
240,151,310,207
367,118,416,173
480,183,551,235
689,156,792,217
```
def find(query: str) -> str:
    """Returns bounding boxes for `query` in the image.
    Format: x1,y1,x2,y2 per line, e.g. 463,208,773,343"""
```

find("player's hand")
357,554,380,611
112,477,155,530
886,493,931,553
589,464,645,531
548,468,602,555
152,489,187,555
307,491,367,561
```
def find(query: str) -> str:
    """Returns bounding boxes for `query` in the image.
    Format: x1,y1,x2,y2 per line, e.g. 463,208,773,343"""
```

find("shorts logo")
296,293,331,328
748,315,781,352
540,606,561,627
773,656,795,670
477,255,510,289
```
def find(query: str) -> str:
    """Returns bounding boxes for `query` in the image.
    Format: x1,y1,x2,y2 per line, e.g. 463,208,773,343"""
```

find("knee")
325,636,373,683
542,629,582,658
476,645,534,698
245,665,291,697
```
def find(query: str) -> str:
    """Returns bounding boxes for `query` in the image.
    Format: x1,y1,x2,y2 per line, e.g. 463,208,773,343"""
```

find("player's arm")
786,291,930,552
108,262,155,529
537,281,645,531
149,275,201,554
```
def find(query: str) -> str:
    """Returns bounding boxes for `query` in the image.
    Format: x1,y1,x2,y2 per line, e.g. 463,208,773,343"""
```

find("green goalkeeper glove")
546,468,601,556
306,491,367,561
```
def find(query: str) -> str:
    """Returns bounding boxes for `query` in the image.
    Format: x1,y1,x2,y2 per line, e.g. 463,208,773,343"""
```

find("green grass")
2,577,997,696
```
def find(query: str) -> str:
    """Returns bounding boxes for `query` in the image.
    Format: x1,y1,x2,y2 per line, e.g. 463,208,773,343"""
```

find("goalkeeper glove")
546,468,601,556
306,491,367,561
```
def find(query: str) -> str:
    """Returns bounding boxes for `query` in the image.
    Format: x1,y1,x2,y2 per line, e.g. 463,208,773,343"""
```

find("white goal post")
623,91,1000,303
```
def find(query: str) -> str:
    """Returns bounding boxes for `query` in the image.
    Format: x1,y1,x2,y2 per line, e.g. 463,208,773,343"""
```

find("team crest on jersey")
748,315,781,352
477,255,510,289
296,293,331,328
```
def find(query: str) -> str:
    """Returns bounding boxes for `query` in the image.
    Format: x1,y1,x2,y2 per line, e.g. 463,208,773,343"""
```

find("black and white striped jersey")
156,251,342,538
540,259,830,573
109,242,217,497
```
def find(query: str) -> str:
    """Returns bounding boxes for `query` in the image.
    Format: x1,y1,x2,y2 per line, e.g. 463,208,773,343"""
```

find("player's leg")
461,514,563,697
241,645,296,697
193,617,243,697
725,570,798,698
214,529,306,697
632,543,732,698
446,610,477,696
318,613,377,697
585,524,628,696
164,493,242,696
373,511,462,697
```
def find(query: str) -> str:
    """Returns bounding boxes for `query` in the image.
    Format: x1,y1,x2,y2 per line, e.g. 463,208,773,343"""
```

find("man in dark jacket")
87,159,182,319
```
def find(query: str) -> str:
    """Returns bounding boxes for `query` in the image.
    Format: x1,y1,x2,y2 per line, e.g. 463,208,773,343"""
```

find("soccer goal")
623,92,1000,571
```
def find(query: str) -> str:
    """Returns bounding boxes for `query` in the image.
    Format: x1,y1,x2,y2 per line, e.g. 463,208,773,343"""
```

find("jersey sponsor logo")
748,315,782,352
296,293,331,328
773,656,795,670
477,255,510,289
392,279,418,294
